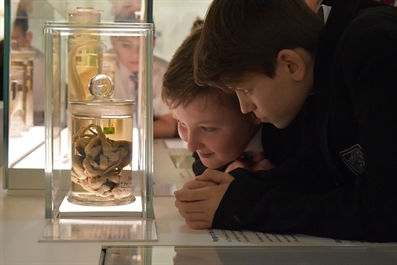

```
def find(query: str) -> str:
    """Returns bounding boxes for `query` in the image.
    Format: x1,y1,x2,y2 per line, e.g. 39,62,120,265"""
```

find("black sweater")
211,0,397,242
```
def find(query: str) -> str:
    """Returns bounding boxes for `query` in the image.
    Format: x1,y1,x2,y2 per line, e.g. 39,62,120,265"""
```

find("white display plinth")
59,196,143,217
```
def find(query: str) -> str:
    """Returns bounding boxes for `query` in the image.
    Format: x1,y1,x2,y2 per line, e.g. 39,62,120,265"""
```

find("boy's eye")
121,43,131,49
201,127,215,132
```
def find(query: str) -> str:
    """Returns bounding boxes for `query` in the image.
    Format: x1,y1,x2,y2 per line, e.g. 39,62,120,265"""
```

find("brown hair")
162,26,239,110
194,0,323,89
13,9,29,36
191,17,204,33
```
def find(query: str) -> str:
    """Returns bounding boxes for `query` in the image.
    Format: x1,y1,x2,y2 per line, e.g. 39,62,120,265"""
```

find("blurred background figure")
11,8,45,125
111,0,142,21
16,0,33,14
110,0,177,138
191,17,204,33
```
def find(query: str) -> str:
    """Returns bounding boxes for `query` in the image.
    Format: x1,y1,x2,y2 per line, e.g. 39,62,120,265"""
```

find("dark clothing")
192,100,324,179
212,0,397,242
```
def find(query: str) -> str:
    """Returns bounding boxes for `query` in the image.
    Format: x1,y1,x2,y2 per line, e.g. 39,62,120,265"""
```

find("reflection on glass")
41,218,154,241
100,246,397,265
102,53,117,84
103,246,144,265
9,48,35,137
67,7,103,101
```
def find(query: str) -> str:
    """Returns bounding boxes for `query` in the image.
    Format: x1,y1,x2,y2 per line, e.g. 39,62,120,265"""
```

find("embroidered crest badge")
339,144,365,175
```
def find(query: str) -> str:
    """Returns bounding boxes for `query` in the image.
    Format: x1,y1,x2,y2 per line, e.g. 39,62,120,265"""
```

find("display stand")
40,218,157,242
40,4,156,242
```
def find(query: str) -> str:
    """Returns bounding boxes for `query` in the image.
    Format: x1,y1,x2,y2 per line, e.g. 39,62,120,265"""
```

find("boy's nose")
238,98,255,114
186,132,202,153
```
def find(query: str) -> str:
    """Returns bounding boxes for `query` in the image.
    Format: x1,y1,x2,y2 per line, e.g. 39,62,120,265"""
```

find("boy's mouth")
197,151,212,159
260,117,270,123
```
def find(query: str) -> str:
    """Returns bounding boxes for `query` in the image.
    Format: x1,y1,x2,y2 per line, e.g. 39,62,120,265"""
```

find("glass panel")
2,0,151,192
40,218,157,241
2,0,211,195
2,1,154,234
44,18,153,220
100,246,397,265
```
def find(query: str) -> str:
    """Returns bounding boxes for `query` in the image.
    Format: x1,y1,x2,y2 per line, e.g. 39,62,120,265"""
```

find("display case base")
39,215,157,242
58,196,143,218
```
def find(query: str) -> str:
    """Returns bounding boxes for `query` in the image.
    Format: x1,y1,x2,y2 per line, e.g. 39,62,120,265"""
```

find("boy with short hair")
163,27,322,181
162,27,264,174
175,0,397,242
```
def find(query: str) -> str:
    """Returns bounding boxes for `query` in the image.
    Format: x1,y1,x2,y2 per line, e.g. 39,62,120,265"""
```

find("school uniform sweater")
191,104,326,182
212,0,397,242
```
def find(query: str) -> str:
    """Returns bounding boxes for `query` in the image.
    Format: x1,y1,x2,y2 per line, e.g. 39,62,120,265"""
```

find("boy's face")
172,95,261,169
232,71,310,129
111,36,140,73
11,26,31,50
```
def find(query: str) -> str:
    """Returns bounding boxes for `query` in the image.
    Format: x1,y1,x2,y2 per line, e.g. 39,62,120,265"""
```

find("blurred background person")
11,8,45,125
110,1,177,138
111,0,142,21
191,17,204,33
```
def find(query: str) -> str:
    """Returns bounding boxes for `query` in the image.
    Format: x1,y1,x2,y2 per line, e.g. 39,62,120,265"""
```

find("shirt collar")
244,125,263,154
318,4,332,24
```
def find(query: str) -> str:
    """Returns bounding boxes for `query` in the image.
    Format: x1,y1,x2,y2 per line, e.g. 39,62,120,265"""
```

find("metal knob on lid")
89,74,114,99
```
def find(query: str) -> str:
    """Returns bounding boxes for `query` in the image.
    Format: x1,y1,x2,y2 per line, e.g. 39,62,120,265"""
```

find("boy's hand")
181,179,218,190
174,169,234,229
225,152,274,173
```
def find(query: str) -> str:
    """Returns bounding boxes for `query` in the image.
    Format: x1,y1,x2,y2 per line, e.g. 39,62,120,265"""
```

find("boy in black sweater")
163,27,317,183
174,0,397,242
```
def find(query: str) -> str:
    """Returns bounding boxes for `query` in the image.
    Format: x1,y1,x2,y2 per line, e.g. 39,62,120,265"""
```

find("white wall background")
1,0,212,62
153,0,211,61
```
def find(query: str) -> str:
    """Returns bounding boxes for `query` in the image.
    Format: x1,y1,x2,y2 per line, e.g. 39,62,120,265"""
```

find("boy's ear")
277,49,307,81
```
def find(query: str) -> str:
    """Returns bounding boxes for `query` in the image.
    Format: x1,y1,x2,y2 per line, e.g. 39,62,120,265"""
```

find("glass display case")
2,0,156,241
41,9,156,243
43,5,153,218
2,0,210,242
2,0,211,194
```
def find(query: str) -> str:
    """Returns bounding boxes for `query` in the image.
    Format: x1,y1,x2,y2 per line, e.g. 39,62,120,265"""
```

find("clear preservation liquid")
67,115,134,206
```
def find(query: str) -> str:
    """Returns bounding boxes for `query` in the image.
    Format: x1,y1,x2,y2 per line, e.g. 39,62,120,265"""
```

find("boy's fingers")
174,186,209,201
182,180,216,190
181,180,195,189
196,169,234,184
175,204,213,229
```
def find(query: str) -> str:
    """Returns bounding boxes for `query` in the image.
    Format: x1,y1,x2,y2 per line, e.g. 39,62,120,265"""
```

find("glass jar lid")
70,74,135,117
